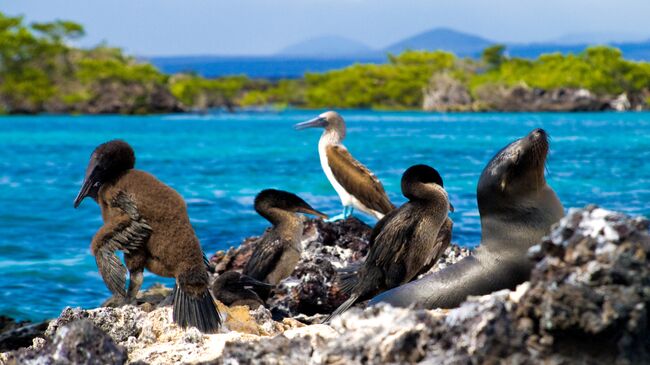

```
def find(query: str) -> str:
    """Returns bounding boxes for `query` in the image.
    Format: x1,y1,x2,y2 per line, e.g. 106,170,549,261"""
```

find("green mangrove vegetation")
1,11,650,114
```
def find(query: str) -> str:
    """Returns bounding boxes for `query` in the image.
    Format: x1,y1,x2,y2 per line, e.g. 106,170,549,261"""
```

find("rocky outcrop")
4,319,127,365
2,207,648,364
42,82,184,115
422,77,650,112
0,317,48,352
473,84,612,112
422,73,473,111
210,218,470,317
218,206,650,364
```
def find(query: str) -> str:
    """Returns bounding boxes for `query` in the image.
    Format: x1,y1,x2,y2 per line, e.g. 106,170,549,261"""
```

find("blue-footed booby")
324,164,454,321
74,140,221,333
243,189,327,288
294,111,394,221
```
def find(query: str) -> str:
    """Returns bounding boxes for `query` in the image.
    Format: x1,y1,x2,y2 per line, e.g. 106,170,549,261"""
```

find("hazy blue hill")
277,35,378,58
146,29,650,79
384,27,493,56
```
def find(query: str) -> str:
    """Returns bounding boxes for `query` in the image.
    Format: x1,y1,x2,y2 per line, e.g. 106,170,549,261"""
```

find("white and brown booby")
294,111,394,221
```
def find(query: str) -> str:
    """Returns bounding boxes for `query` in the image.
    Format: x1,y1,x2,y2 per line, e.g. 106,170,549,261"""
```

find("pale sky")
3,0,650,56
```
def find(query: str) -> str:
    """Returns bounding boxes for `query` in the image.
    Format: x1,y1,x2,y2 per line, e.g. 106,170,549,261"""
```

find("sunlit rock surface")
1,207,648,364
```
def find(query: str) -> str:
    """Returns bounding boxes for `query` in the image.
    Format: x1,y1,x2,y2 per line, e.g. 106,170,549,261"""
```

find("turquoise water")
1,110,649,321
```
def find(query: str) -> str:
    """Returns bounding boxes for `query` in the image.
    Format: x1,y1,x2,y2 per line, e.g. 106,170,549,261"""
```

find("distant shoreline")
1,12,649,115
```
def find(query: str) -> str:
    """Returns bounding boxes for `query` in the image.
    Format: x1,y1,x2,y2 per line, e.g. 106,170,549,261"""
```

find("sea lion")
74,140,221,333
211,271,273,309
370,128,564,309
243,189,327,287
325,165,453,321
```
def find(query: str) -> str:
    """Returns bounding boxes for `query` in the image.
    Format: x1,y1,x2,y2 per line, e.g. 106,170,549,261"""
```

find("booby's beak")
294,204,328,220
294,116,327,130
74,157,101,208
239,275,274,289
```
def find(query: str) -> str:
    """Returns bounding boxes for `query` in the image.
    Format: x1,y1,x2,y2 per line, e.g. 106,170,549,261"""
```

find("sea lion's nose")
530,128,546,140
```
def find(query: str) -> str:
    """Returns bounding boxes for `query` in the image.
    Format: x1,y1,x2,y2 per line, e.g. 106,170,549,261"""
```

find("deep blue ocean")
1,110,649,321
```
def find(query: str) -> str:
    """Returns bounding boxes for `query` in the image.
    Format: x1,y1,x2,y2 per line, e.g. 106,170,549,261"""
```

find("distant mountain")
147,29,650,79
383,27,493,56
277,35,378,58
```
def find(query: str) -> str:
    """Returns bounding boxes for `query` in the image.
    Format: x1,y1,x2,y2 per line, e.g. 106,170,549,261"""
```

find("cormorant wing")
416,217,453,277
96,191,152,297
242,236,286,282
364,207,419,285
325,145,394,215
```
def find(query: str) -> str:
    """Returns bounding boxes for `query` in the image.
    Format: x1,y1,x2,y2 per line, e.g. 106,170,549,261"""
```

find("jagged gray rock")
3,206,648,364
218,206,650,364
4,319,127,365
422,73,473,111
211,217,470,317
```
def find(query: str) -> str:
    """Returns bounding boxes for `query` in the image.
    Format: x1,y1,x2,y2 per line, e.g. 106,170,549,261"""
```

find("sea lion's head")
74,140,135,208
478,128,549,207
294,110,346,139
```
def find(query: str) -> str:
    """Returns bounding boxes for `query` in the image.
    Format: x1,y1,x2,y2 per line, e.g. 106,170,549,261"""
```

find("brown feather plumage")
325,145,394,215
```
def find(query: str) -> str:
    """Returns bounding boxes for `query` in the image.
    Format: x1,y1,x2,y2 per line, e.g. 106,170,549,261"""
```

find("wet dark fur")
370,129,564,309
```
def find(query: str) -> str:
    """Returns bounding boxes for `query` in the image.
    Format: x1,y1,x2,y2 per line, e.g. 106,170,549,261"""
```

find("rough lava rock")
217,206,650,364
474,85,612,112
211,218,374,317
0,316,48,352
210,217,470,317
4,319,127,365
2,206,649,364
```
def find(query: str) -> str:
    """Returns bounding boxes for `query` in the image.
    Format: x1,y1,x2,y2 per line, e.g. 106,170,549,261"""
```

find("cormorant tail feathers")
323,293,359,323
172,285,221,333
337,262,361,295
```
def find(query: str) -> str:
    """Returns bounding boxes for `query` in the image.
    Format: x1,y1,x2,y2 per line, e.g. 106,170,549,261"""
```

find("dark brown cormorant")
74,140,220,333
243,189,327,285
325,164,453,321
211,271,273,309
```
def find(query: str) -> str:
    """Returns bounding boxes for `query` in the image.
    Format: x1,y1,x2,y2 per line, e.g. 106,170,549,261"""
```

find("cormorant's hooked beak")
294,204,328,220
294,116,327,130
239,275,274,289
74,157,101,208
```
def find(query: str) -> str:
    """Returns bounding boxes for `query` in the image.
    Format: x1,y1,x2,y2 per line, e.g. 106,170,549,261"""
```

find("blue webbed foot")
325,206,354,222
325,213,347,222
